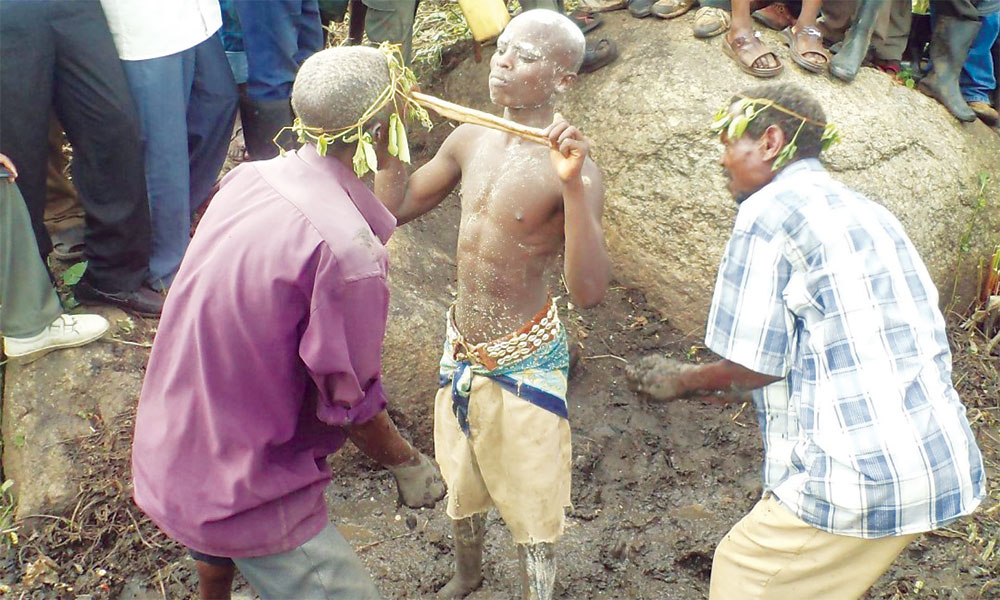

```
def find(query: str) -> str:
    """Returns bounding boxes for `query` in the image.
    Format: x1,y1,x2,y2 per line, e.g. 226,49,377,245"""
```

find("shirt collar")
294,143,396,244
772,158,826,183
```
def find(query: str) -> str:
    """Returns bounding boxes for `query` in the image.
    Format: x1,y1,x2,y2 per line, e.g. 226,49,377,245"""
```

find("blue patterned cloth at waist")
438,309,570,437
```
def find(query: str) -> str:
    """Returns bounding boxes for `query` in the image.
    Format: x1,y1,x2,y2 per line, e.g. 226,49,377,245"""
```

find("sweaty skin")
378,15,610,343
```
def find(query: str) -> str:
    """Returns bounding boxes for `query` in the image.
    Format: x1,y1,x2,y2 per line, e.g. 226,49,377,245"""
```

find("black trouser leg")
50,1,151,293
0,1,57,264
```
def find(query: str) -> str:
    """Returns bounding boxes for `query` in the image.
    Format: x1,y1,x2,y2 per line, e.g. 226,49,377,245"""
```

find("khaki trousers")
709,495,918,600
434,376,572,544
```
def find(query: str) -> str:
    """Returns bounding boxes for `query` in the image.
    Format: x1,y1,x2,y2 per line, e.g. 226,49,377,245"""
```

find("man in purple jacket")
131,46,443,600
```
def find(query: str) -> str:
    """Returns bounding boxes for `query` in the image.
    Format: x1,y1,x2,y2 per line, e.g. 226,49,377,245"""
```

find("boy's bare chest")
457,142,562,229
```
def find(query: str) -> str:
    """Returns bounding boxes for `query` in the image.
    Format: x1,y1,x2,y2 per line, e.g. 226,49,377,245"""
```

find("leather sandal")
569,9,604,33
722,31,783,77
781,25,830,73
580,38,618,73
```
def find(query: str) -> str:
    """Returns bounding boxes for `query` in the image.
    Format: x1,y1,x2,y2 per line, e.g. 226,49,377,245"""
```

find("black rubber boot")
917,16,981,122
830,0,885,82
239,97,295,160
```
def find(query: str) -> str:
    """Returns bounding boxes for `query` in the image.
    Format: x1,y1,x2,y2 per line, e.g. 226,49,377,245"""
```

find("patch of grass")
1,479,17,550
898,67,917,89
412,2,472,73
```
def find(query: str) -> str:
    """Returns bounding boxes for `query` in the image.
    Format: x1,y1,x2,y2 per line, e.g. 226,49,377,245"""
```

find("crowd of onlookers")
580,0,1000,124
1,0,997,362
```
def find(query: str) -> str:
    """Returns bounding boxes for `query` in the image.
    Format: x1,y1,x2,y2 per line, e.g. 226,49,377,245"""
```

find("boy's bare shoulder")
444,123,493,144
439,123,494,164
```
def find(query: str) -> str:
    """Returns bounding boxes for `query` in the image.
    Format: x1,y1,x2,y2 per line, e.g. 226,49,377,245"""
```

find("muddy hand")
388,451,446,508
626,355,696,401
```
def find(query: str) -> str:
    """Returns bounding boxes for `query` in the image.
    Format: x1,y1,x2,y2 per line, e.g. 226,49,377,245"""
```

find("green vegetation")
1,479,17,549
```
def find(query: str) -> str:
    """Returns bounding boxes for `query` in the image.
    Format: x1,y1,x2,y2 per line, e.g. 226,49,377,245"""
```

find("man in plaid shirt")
629,83,985,600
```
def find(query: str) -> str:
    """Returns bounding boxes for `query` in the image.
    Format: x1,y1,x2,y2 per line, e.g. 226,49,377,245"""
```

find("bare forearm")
562,178,610,308
348,410,419,468
678,360,781,398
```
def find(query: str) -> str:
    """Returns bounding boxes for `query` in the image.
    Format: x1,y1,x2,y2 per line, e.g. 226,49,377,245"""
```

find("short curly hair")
731,83,827,161
291,46,391,133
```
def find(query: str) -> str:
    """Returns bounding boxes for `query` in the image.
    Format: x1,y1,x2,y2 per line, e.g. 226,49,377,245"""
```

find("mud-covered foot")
626,354,696,401
437,573,483,598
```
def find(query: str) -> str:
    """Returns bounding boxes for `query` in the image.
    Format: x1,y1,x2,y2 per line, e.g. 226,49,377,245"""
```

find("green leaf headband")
276,42,433,177
710,95,841,171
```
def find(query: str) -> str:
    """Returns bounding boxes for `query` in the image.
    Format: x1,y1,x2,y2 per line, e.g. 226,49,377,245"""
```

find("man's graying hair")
291,46,391,134
732,83,827,161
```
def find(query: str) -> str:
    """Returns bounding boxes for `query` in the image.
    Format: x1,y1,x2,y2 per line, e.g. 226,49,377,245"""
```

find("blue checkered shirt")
706,159,985,538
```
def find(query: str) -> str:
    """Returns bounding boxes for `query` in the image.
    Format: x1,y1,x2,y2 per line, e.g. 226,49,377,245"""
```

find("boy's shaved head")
291,46,391,132
505,9,586,73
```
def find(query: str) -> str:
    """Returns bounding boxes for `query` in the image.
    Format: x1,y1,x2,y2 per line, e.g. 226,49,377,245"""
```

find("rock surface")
379,196,459,441
1,308,145,522
439,12,1000,333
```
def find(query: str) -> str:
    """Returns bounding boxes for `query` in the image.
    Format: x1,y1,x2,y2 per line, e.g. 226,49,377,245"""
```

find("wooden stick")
411,91,551,147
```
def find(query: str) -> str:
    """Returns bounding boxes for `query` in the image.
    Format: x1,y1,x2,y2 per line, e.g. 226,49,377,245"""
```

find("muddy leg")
517,543,556,600
195,560,235,600
438,514,486,598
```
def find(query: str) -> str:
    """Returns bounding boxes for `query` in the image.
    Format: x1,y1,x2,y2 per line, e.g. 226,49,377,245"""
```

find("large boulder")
1,307,144,522
380,196,459,440
437,11,1000,333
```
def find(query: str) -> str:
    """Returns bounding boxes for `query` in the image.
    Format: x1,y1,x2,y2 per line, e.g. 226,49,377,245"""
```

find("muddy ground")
3,254,998,599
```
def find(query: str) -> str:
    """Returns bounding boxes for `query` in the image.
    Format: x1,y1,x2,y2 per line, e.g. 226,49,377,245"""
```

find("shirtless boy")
378,10,610,600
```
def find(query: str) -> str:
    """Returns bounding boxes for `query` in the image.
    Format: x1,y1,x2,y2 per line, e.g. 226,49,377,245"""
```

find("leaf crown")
276,42,433,177
710,95,841,171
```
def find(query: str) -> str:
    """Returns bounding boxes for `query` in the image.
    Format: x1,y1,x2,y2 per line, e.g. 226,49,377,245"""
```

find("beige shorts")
433,375,572,544
710,495,918,600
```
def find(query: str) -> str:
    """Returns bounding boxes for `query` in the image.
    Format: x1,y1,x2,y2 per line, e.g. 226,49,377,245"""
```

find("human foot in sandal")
723,30,783,77
782,25,830,73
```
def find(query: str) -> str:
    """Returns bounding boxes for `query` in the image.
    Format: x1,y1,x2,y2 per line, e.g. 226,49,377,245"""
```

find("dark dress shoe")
75,281,165,317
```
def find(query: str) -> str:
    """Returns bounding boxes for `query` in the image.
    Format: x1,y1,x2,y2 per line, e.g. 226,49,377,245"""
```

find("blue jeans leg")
122,49,196,290
961,11,1000,102
187,36,238,211
234,0,323,101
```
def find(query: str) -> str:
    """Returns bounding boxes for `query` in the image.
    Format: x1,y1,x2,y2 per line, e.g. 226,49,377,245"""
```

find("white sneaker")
3,314,110,363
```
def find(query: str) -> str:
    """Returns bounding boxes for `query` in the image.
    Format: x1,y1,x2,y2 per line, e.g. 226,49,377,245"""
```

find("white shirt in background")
99,0,223,61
